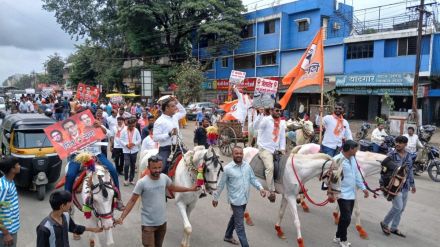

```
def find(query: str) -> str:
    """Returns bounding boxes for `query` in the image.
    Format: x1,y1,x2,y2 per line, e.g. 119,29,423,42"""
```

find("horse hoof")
356,225,369,239
301,201,310,213
89,239,95,247
297,237,304,247
332,212,339,225
274,225,286,239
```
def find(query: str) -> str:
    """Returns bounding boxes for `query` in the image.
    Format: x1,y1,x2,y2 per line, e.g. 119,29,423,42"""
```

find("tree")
44,53,65,84
117,0,247,60
174,60,204,104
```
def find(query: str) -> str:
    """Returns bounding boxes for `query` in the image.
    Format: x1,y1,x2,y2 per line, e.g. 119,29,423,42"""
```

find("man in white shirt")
153,96,186,173
111,116,126,174
25,97,34,113
120,118,142,185
106,110,118,133
403,126,423,154
257,103,286,202
371,123,388,153
321,102,353,157
141,123,158,153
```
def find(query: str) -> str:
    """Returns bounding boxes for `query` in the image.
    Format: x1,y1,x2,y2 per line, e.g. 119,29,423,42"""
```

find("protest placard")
41,87,53,99
76,83,100,103
252,77,278,108
63,90,73,98
110,95,123,104
229,70,246,85
44,109,105,159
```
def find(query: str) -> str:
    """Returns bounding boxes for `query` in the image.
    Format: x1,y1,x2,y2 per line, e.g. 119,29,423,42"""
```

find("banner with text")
44,109,105,159
253,77,278,108
229,70,246,85
76,83,100,103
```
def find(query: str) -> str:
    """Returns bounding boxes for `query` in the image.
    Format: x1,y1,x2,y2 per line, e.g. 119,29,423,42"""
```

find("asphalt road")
15,121,440,247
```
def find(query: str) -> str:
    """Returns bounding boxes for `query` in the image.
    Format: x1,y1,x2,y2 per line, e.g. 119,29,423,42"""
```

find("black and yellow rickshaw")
0,113,62,200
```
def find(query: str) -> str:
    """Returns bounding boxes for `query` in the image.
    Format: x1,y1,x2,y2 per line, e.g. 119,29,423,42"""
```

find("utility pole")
410,0,425,126
408,0,434,126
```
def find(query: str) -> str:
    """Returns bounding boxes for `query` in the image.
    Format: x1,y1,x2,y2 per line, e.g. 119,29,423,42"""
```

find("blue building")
193,0,440,125
193,0,353,109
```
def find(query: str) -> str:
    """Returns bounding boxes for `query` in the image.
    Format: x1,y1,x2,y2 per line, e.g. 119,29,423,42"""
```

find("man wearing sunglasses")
256,103,286,202
320,102,353,157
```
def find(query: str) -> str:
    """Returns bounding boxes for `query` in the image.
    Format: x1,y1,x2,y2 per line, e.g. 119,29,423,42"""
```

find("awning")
336,87,413,96
105,93,140,98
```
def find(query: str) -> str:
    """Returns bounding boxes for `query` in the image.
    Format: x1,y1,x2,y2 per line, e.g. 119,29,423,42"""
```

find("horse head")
201,146,223,193
85,164,115,230
320,156,344,203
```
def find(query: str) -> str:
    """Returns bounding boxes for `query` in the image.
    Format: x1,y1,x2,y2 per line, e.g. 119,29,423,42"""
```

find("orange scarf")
128,128,134,144
332,114,344,136
273,117,280,142
116,125,124,138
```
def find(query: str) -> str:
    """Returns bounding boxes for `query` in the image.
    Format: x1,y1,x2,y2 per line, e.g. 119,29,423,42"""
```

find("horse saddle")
249,152,289,184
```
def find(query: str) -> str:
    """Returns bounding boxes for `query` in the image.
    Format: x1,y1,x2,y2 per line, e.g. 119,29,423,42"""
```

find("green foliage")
383,92,395,112
117,0,246,60
174,60,205,104
44,53,65,84
375,116,386,125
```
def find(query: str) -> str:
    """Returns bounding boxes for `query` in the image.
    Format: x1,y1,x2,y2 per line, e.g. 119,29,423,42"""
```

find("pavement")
14,120,440,247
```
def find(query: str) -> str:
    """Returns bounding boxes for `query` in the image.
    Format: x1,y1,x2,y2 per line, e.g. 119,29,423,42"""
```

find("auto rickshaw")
0,113,62,200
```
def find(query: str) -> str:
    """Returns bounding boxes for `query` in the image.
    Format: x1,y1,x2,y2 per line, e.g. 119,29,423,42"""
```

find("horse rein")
354,158,381,198
187,148,223,188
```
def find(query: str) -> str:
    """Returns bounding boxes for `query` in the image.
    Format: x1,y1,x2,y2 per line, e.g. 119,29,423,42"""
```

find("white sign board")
253,77,278,108
110,95,123,104
41,87,53,98
141,70,153,97
25,88,35,95
63,90,73,98
229,70,246,85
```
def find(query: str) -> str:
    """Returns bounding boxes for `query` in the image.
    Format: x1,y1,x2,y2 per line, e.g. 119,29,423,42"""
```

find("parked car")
185,102,217,120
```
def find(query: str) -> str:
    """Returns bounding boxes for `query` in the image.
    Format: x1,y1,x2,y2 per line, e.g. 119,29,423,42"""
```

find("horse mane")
291,145,302,154
183,146,206,166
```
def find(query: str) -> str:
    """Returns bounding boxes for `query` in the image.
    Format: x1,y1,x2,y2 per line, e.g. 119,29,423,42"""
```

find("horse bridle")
87,171,116,223
202,148,223,186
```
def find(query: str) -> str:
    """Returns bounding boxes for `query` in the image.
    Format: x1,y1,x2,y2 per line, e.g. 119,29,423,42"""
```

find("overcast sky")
0,0,415,83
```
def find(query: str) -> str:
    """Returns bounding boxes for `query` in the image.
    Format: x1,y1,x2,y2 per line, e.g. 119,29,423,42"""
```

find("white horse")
174,146,223,247
292,143,387,239
286,119,315,149
80,164,116,247
243,147,338,247
138,148,159,178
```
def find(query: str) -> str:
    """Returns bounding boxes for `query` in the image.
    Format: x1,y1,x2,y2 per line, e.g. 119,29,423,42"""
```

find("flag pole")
319,81,324,144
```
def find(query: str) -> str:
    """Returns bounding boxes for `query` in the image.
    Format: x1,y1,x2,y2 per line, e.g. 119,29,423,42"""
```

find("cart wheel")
37,185,46,201
218,127,237,156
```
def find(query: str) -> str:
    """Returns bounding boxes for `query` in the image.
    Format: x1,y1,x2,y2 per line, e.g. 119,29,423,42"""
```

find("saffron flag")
279,28,324,109
220,100,238,121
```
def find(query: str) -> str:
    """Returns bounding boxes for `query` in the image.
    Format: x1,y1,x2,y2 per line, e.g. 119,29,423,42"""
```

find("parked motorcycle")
418,125,436,145
355,122,371,140
359,135,395,154
412,144,440,182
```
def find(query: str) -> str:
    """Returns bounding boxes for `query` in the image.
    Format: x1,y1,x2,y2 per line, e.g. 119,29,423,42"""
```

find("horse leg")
353,199,368,239
184,201,197,246
333,203,340,225
298,194,309,213
105,228,114,246
285,194,304,247
244,210,254,226
274,195,288,239
176,201,192,247
87,218,100,247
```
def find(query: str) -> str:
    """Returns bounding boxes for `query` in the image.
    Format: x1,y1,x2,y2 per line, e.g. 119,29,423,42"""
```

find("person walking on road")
320,102,353,157
120,118,142,186
0,157,20,247
111,116,126,175
380,136,416,238
193,118,210,149
332,140,369,247
212,146,267,247
115,155,198,247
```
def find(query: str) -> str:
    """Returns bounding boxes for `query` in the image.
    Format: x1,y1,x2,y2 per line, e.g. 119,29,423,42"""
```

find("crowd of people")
0,91,422,247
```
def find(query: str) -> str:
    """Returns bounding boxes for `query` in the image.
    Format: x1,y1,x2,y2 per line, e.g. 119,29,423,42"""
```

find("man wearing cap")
256,103,286,202
153,96,186,173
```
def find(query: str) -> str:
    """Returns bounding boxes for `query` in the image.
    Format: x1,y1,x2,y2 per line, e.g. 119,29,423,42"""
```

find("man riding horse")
256,103,286,202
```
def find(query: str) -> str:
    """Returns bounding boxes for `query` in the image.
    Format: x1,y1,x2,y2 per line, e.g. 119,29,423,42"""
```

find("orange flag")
279,28,324,109
219,100,238,112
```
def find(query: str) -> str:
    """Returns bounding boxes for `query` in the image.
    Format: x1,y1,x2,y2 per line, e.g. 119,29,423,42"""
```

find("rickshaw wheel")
37,185,46,201
218,127,237,156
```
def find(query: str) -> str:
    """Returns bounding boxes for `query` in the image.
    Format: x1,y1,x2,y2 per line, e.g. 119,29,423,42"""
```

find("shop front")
336,73,414,120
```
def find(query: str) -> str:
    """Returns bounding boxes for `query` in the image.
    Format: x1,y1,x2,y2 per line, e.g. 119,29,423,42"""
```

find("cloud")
0,0,77,50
